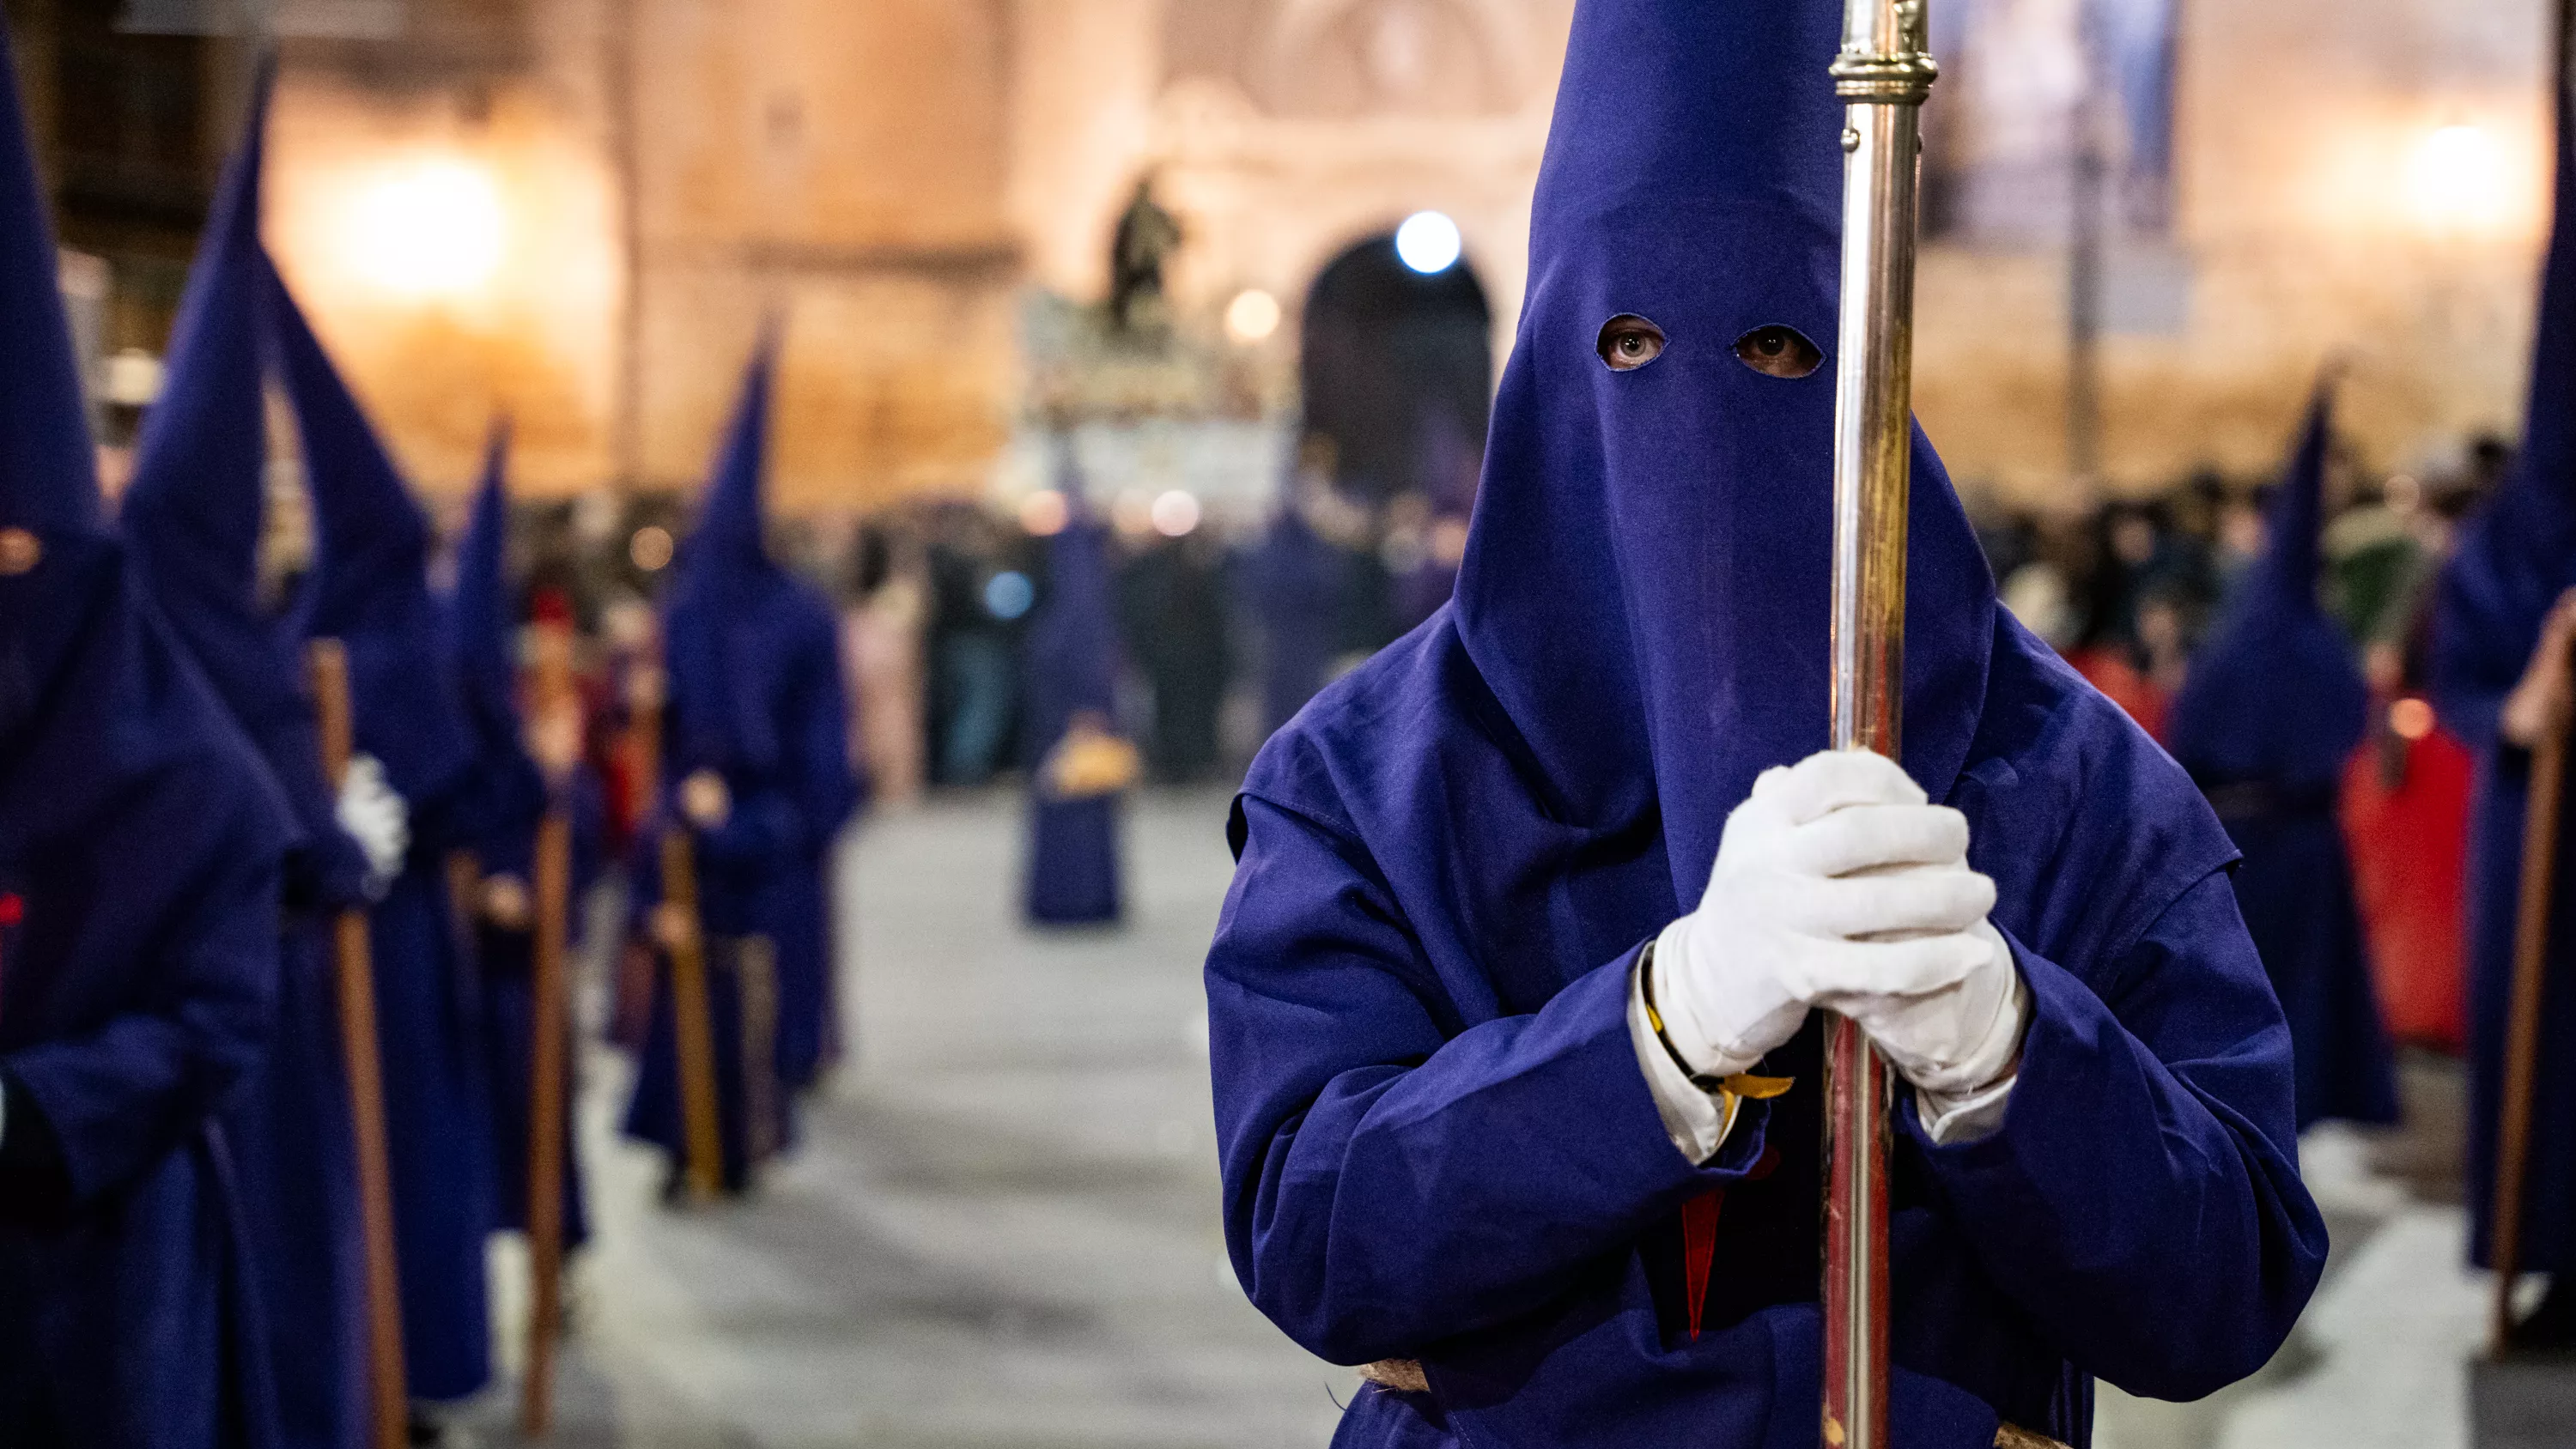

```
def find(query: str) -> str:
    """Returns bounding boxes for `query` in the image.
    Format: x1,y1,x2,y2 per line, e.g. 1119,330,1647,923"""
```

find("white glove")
1651,750,2008,1087
336,753,410,894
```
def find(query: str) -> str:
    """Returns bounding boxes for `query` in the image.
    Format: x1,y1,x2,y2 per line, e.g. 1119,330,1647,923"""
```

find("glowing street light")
1225,288,1283,344
344,157,507,300
1395,210,1462,275
2408,124,2507,232
1150,490,1201,537
1019,488,1070,537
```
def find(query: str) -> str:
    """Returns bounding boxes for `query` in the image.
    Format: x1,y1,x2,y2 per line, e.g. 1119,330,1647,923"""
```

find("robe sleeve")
1900,867,2326,1401
1207,793,1771,1366
0,813,283,1213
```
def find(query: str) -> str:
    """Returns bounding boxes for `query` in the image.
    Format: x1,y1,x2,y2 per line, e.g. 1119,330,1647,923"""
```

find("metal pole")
1826,3,1935,1447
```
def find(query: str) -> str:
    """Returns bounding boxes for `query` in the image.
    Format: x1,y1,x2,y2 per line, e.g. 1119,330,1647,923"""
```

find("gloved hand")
1843,917,2026,1100
1651,749,2007,1084
335,754,410,896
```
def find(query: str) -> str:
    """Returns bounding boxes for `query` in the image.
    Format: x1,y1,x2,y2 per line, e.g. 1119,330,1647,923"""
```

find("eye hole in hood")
1733,324,1824,379
1596,314,1668,372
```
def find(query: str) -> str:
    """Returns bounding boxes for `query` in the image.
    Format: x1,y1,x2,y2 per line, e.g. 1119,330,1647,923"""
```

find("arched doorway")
1299,231,1492,506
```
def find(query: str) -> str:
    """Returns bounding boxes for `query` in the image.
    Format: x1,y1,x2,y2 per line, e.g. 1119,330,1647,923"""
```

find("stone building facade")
9,0,2562,509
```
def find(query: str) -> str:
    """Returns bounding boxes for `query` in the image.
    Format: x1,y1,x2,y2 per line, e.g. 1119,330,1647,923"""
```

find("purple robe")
1204,2,2323,1445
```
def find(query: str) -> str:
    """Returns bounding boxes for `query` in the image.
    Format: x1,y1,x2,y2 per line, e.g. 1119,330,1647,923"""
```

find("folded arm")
1907,870,2326,1400
1207,795,1767,1365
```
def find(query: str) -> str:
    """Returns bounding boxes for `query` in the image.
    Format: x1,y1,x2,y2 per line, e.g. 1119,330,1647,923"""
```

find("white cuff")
1914,939,2028,1145
1917,1071,2015,1145
1629,953,1740,1165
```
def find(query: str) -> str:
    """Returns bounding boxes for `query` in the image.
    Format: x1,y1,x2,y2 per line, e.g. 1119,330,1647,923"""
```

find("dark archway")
1299,233,1492,504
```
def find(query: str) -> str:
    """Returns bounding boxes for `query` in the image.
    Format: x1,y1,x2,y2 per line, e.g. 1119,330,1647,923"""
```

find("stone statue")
1109,174,1182,335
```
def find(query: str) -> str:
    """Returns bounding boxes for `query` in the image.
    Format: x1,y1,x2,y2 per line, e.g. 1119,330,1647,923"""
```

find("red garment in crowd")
2066,646,2170,742
2341,716,2472,1052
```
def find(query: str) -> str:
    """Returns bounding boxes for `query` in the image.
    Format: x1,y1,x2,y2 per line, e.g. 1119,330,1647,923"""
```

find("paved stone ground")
451,789,2494,1449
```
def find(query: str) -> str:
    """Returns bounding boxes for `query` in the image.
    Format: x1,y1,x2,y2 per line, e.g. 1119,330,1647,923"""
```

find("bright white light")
1018,488,1070,537
345,158,507,300
1151,490,1202,537
1394,211,1462,275
1224,288,1283,344
2409,124,2506,230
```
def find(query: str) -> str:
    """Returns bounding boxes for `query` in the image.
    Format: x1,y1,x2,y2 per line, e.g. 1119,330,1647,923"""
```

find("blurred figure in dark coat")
1118,529,1231,783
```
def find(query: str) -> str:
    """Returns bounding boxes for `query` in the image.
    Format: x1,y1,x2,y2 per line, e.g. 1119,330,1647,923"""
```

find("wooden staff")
2492,682,2572,1355
635,655,725,1201
519,620,580,1438
1824,2,1936,1445
308,639,410,1449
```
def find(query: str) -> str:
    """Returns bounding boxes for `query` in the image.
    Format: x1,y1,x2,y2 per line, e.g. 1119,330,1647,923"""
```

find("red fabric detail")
1747,1143,1780,1181
2342,720,2472,1051
0,894,24,926
1682,1191,1722,1341
2066,646,2169,742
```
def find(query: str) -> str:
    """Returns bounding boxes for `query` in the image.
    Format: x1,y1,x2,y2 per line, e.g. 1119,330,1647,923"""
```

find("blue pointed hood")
0,17,100,539
116,58,363,882
1452,0,1995,898
442,420,548,869
450,421,518,716
2167,382,2367,791
270,260,474,804
121,58,296,736
674,327,778,592
664,330,817,779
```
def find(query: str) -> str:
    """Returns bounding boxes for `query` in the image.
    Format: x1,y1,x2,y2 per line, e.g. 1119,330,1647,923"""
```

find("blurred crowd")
484,421,2512,837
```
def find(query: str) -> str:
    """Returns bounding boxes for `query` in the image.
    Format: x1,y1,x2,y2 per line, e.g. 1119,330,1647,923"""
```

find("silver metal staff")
1825,2,1935,1446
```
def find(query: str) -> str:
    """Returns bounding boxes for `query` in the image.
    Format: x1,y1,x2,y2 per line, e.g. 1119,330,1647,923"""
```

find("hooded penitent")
0,21,295,1448
1204,1,2322,1445
270,262,495,1404
116,64,375,1449
1243,492,1343,739
2166,387,2398,1130
2432,26,2576,1276
443,427,595,1250
1022,448,1127,925
623,336,858,1189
